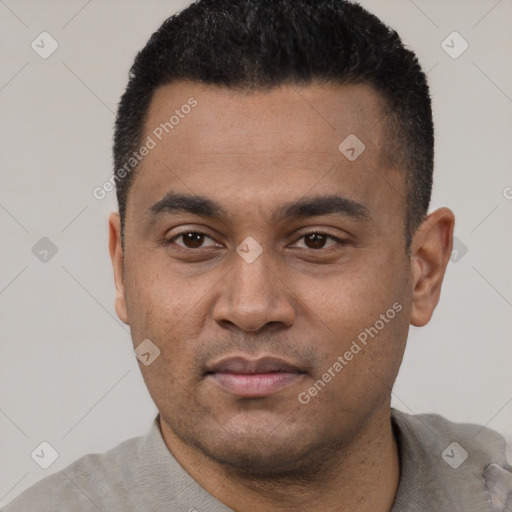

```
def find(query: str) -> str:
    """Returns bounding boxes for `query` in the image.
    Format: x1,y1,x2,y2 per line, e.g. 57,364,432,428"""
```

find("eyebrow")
149,192,370,223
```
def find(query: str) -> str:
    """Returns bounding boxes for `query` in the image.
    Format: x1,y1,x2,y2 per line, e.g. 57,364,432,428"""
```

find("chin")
187,417,338,478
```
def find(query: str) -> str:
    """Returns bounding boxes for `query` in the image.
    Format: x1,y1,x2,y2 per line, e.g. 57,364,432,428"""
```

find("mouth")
204,355,307,398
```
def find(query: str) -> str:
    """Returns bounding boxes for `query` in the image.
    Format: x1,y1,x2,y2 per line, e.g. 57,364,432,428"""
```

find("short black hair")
113,0,433,247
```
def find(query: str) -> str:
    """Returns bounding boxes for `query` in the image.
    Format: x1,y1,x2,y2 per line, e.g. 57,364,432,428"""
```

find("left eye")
293,232,343,250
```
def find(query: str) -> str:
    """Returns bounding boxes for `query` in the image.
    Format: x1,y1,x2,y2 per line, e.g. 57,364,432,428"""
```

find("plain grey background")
1,0,511,506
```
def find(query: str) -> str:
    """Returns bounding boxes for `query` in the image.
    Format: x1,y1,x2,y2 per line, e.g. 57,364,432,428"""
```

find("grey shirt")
3,409,511,511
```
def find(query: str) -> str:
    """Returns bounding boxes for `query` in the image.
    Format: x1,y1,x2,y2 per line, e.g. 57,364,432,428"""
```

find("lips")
205,356,306,397
206,356,305,375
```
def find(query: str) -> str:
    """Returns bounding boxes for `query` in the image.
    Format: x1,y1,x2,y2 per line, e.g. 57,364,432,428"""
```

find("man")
4,0,511,511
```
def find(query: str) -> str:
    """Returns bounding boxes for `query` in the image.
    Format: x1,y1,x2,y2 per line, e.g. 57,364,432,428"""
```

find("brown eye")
294,232,345,250
181,232,205,248
169,231,218,249
304,233,328,249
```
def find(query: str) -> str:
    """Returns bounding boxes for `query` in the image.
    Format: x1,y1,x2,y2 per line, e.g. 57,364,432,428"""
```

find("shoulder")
2,434,144,512
392,408,510,458
391,408,512,511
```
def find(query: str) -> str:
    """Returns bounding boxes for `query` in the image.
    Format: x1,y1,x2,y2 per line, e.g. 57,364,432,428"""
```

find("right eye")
164,231,220,250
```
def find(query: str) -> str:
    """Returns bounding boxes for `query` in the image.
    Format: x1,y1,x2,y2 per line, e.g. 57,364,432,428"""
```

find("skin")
109,80,454,512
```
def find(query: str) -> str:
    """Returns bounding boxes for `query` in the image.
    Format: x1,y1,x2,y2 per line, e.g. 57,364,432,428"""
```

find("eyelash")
164,230,348,251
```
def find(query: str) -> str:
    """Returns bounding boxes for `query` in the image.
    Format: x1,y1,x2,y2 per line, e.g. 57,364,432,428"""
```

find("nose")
212,249,296,334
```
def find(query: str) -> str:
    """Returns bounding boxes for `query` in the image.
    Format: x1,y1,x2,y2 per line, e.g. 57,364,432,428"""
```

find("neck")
160,408,400,512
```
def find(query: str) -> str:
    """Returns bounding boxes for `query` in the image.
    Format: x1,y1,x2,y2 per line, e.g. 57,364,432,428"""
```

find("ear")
410,207,455,327
109,212,129,324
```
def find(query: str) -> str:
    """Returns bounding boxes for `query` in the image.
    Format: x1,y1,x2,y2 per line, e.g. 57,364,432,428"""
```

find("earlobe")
108,212,129,325
409,208,455,327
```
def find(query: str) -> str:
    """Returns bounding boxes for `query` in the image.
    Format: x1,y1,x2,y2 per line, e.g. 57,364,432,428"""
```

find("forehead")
126,80,403,227
146,80,387,155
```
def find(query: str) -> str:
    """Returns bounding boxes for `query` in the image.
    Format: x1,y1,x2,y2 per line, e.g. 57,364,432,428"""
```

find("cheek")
296,303,408,420
123,256,218,390
294,254,405,333
123,250,201,332
290,250,409,386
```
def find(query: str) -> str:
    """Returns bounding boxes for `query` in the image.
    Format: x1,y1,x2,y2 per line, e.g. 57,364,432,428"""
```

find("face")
109,80,438,476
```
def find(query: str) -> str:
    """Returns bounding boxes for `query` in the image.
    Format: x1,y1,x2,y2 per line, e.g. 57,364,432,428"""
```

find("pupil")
184,233,204,248
306,233,326,249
